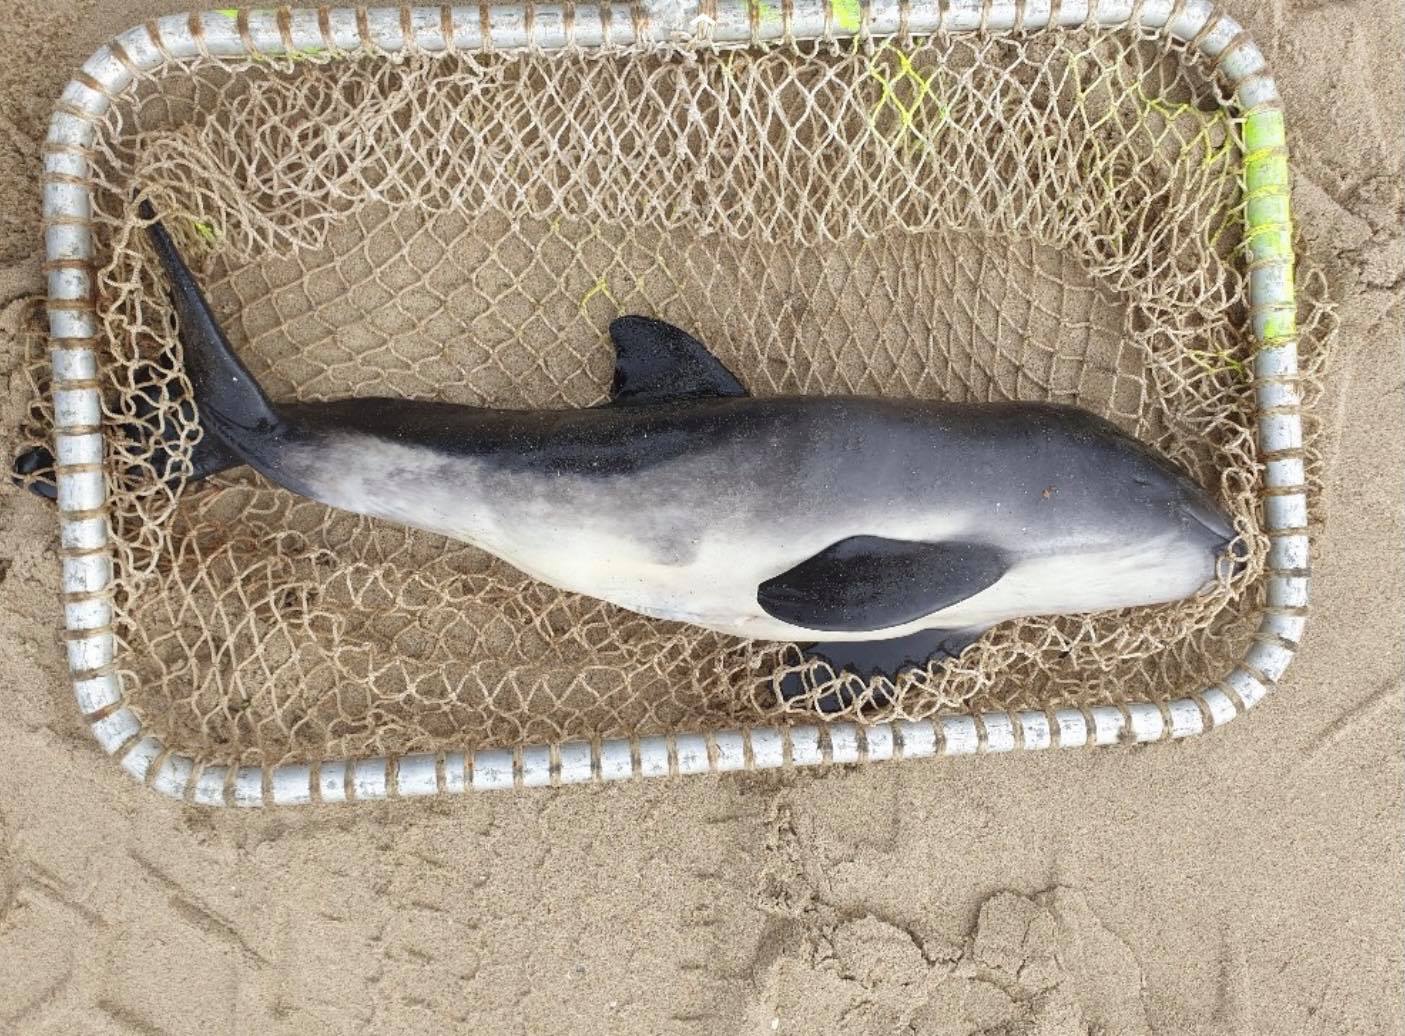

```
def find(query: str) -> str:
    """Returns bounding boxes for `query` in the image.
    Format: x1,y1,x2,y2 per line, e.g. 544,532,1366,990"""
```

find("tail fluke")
138,201,284,449
11,443,57,500
8,202,260,503
11,355,244,504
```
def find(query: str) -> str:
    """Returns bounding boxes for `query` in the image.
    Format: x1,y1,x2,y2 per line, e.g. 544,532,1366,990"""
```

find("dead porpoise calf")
129,205,1240,705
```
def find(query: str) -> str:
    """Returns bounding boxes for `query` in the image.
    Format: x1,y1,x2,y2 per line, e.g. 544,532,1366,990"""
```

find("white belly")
487,526,1207,643
299,433,1214,644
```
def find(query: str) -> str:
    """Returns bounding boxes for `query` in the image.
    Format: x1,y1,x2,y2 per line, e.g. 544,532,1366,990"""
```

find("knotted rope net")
13,27,1334,767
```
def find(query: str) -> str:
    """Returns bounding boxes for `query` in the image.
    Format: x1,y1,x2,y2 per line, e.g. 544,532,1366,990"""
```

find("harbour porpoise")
21,205,1244,709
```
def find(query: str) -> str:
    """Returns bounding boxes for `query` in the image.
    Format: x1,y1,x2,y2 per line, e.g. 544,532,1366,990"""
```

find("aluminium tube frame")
42,0,1306,806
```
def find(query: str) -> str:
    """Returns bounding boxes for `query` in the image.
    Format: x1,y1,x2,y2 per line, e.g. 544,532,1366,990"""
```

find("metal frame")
42,0,1307,806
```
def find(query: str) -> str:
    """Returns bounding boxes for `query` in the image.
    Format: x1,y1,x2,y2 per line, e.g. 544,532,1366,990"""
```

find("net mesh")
14,27,1335,766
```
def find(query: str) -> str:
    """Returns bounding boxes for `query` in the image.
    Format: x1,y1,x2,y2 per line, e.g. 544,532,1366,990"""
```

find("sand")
0,1,1401,1033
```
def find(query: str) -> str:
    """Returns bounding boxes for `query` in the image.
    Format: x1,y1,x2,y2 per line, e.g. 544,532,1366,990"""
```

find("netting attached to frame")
16,24,1333,769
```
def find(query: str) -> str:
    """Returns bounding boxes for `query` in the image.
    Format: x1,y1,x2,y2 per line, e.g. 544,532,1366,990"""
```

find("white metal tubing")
43,1,1303,806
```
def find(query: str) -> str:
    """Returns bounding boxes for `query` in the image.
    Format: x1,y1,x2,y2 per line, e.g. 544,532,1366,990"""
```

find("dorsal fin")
607,316,748,406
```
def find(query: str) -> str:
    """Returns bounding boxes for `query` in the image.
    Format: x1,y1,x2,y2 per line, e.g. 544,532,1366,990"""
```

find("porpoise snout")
1173,478,1245,579
1083,413,1241,575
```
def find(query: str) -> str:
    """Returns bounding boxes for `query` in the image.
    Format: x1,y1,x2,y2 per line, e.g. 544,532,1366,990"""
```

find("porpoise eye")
1132,476,1151,487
